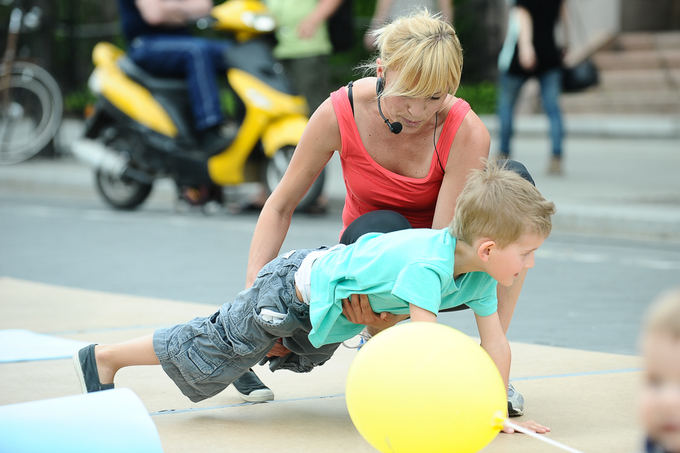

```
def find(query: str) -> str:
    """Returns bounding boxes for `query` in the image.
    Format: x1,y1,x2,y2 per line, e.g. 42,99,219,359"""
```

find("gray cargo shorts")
153,248,341,402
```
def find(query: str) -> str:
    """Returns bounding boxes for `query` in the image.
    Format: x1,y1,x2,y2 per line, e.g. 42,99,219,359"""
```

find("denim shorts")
153,248,340,402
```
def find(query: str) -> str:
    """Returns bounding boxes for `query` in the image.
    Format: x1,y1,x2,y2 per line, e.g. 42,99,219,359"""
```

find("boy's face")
640,333,680,452
485,232,545,287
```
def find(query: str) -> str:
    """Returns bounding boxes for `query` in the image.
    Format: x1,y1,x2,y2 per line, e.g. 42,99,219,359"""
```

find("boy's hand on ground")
502,419,550,434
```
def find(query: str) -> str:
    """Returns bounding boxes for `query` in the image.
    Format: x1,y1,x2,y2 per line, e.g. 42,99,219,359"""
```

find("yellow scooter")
72,0,324,211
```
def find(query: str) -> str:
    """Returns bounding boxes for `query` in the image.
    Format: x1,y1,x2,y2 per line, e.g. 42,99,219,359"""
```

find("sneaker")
73,344,114,393
507,382,525,417
233,369,274,403
342,328,372,349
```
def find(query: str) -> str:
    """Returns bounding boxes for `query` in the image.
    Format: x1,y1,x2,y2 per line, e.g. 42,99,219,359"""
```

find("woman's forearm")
245,202,293,287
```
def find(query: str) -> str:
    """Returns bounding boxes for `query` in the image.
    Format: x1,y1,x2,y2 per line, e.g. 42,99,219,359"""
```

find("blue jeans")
497,68,564,158
128,35,231,131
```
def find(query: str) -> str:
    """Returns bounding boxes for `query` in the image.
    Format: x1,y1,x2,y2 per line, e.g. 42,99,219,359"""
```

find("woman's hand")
518,44,537,71
342,294,406,332
266,339,291,357
342,294,380,324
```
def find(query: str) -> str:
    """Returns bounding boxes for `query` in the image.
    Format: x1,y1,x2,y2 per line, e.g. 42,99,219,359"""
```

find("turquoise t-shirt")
308,229,498,347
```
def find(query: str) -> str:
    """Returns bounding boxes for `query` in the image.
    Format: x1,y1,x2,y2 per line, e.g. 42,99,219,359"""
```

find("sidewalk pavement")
2,114,679,242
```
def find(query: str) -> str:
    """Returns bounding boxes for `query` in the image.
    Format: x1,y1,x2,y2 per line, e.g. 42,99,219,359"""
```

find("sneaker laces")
342,328,372,349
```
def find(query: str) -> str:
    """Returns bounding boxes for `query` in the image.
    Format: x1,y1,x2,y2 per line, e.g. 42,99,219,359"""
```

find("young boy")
74,161,554,433
639,289,680,453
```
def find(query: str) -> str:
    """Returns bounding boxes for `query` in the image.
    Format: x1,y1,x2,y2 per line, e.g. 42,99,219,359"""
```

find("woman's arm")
431,109,490,229
515,6,537,71
437,0,453,23
297,0,343,39
245,98,340,287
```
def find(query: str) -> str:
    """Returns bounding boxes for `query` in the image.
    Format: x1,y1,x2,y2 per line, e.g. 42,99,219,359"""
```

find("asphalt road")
2,186,679,356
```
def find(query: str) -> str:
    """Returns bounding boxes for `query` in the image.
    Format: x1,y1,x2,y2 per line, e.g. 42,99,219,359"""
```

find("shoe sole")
72,351,88,394
236,388,275,403
507,401,524,417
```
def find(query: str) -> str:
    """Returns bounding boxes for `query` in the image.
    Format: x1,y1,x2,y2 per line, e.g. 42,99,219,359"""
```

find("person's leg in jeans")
339,210,412,245
129,35,234,204
129,35,230,132
538,68,564,174
497,71,527,158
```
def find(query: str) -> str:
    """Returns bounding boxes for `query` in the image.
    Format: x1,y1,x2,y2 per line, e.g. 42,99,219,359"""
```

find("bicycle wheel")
0,61,63,165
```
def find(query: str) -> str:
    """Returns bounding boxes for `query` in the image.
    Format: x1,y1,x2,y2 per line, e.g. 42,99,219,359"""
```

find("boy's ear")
477,240,496,262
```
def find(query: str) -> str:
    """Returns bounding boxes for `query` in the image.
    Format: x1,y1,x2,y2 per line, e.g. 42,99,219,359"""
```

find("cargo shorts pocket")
181,344,219,383
254,307,298,338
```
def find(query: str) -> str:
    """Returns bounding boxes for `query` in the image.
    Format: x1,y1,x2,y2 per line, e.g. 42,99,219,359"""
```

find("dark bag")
327,0,354,52
561,59,599,92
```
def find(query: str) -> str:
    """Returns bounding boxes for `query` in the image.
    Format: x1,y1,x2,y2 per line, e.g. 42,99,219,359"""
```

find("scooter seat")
117,57,188,92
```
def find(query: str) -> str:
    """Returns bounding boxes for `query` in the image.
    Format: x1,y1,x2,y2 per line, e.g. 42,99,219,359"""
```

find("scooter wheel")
95,169,153,210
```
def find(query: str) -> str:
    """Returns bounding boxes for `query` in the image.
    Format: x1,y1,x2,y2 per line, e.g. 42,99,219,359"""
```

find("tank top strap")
330,83,363,156
436,98,471,168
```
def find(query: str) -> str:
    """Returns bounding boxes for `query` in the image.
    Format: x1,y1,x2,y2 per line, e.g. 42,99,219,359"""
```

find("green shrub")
456,81,497,115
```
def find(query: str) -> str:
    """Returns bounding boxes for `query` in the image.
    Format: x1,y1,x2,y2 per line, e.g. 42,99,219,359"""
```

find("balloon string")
503,420,584,453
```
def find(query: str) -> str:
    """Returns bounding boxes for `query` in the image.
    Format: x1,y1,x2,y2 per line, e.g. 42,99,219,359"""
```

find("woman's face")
380,68,448,133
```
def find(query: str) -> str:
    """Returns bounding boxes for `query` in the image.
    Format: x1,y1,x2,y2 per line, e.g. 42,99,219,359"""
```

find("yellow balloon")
346,322,506,453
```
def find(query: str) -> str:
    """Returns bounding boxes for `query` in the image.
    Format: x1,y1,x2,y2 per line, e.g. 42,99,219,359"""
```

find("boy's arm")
475,312,510,390
476,312,551,434
409,304,437,323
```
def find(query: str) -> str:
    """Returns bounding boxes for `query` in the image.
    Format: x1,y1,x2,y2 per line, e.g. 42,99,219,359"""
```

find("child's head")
450,160,555,248
449,160,555,286
367,10,463,98
639,289,680,452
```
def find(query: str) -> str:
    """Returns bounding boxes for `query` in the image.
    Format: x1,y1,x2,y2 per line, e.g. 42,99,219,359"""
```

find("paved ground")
1,112,678,452
1,277,642,453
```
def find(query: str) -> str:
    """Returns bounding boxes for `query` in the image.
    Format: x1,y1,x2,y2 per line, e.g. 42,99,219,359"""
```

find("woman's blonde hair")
450,160,556,247
364,10,463,98
643,289,680,339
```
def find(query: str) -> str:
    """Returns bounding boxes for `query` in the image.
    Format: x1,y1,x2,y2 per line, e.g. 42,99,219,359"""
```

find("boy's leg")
73,334,157,393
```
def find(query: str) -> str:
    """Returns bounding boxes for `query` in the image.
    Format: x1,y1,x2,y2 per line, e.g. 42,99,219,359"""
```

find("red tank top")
330,85,471,235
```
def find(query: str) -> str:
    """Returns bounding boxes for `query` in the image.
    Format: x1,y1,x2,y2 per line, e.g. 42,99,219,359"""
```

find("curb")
479,114,680,140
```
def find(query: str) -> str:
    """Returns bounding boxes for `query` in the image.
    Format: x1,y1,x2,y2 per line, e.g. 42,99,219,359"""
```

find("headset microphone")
377,97,403,134
376,77,402,134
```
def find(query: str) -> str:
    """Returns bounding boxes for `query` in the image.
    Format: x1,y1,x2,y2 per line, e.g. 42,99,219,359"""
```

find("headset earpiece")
376,77,384,96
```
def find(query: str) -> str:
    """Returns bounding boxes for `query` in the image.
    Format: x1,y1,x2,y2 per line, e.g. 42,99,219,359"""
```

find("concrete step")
596,69,680,91
593,49,680,71
561,90,680,114
608,31,680,51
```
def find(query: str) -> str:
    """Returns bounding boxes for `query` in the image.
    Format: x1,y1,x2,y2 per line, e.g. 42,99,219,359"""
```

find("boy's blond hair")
450,160,556,247
643,289,680,339
363,10,463,98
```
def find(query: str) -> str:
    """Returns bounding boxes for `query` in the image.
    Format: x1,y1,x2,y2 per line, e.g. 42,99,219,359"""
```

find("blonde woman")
244,11,530,415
